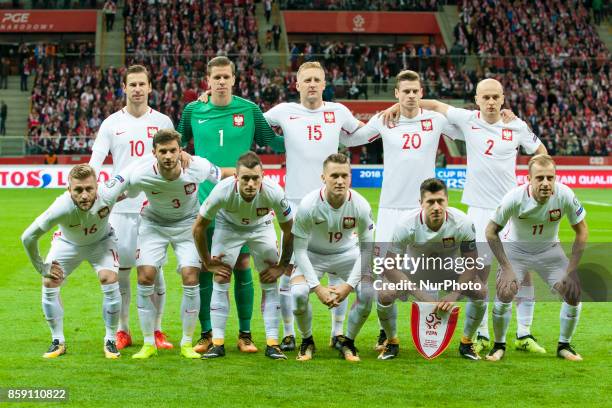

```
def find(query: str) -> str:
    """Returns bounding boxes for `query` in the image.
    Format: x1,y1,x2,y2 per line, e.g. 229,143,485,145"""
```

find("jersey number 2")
485,139,494,156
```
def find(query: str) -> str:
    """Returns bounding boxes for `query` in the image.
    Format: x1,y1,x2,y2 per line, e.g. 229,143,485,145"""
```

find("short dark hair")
153,129,181,148
207,56,236,75
323,153,350,169
123,64,151,85
420,178,447,198
395,69,421,88
236,151,262,170
69,164,96,181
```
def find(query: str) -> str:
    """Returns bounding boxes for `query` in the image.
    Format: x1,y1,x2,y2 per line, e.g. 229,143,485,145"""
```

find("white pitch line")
583,201,612,207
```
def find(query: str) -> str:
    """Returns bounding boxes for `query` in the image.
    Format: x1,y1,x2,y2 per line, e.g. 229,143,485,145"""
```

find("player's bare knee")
98,270,118,285
181,267,200,286
136,266,156,285
236,253,250,270
214,274,231,285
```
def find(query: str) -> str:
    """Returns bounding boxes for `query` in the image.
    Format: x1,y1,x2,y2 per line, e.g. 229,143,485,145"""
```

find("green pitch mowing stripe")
0,188,610,407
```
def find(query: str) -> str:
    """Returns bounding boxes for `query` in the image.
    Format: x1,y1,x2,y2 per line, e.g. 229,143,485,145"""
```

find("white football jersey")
446,107,542,209
352,109,454,209
292,188,375,255
91,108,174,213
34,178,128,246
124,156,221,226
491,182,586,253
264,102,360,200
390,207,476,257
199,177,293,229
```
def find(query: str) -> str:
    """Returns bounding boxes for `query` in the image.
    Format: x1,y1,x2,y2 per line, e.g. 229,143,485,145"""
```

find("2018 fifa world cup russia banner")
282,11,440,34
0,10,97,32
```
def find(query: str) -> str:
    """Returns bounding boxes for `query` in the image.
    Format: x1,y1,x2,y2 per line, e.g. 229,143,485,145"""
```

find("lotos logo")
1,12,30,23
425,312,442,330
0,170,53,187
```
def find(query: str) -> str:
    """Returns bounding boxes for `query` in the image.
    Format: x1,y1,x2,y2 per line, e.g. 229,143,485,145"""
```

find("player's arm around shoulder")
177,100,199,146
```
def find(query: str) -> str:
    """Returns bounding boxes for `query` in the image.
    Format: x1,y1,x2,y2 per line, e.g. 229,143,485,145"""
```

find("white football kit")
491,183,586,286
351,109,460,241
90,107,174,267
446,107,542,237
23,178,129,277
264,102,361,202
122,156,221,270
291,188,375,289
199,177,293,271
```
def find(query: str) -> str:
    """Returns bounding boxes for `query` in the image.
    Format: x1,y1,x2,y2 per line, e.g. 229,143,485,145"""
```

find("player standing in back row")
90,65,178,351
178,56,278,354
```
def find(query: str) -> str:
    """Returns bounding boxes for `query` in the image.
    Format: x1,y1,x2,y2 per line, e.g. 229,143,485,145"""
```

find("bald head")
476,78,503,96
475,78,505,123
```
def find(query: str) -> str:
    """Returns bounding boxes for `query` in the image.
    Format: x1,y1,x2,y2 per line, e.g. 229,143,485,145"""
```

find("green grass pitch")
1,188,610,407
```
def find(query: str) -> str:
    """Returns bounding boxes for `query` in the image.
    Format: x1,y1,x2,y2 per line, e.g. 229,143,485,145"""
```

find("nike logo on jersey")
69,224,81,227
198,119,210,124
518,215,529,219
289,116,301,120
115,131,126,135
314,220,325,225
151,191,161,195
471,126,481,130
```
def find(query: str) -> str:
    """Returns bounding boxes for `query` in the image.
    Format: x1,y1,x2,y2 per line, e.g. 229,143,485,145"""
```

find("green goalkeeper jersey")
178,96,277,203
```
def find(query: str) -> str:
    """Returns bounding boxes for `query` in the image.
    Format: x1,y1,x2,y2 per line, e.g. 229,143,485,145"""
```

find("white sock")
42,286,64,343
101,282,120,342
515,284,535,337
291,282,312,339
151,268,166,332
492,300,512,344
559,302,581,343
377,302,398,340
211,282,230,342
346,283,373,340
136,284,155,345
261,282,280,343
279,274,295,338
117,268,131,332
181,284,200,346
463,299,487,340
477,293,490,338
329,275,348,337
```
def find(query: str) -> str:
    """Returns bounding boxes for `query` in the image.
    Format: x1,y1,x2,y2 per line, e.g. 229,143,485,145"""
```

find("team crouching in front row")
21,132,587,362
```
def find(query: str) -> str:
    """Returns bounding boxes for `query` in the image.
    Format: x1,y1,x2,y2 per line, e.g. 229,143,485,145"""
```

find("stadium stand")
280,0,440,11
455,0,610,156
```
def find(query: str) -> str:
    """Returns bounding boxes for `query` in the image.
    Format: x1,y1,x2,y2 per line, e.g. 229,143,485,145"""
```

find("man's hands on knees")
260,260,286,283
207,254,232,280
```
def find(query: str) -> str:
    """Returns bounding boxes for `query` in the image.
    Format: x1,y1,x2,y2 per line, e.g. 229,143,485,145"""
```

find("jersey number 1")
218,129,224,147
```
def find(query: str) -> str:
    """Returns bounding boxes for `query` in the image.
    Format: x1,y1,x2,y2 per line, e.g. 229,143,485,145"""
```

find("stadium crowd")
24,0,609,157
454,0,610,156
280,0,440,11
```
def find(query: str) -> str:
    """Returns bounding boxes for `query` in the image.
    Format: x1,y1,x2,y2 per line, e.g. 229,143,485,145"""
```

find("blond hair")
297,61,325,78
68,164,96,181
528,154,556,174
